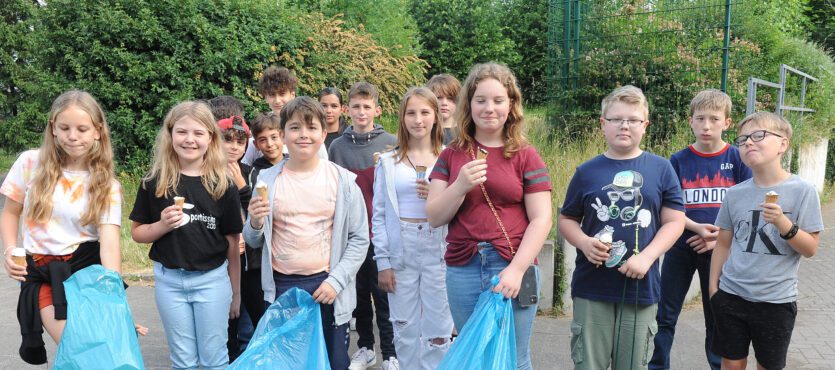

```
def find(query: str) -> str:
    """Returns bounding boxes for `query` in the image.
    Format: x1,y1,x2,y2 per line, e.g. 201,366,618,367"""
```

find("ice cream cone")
173,196,185,210
597,233,612,268
476,148,488,160
415,165,427,180
10,248,26,267
255,182,268,200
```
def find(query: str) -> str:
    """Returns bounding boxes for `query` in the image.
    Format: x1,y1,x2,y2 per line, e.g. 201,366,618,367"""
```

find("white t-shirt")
0,150,122,255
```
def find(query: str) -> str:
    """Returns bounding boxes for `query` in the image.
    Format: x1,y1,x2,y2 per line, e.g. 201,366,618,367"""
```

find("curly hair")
257,66,298,97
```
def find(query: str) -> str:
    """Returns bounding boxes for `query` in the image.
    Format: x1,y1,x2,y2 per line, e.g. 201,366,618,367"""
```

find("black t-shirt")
325,131,341,150
130,174,243,271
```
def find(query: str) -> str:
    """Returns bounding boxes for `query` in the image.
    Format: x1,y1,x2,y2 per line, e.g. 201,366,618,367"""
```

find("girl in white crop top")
370,87,454,369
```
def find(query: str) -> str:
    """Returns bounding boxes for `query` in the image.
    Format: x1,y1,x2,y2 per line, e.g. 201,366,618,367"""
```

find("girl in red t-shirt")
427,62,553,370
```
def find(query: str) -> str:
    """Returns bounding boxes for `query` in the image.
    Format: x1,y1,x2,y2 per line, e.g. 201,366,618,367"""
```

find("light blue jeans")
446,243,539,370
154,261,231,370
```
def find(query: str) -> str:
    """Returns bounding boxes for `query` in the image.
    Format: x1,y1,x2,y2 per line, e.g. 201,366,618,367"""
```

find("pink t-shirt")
271,161,339,275
429,143,551,266
0,150,122,255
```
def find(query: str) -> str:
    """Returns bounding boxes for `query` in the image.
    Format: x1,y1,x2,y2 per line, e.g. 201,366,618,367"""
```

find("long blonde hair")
451,62,528,158
395,87,444,162
27,90,116,226
143,101,229,200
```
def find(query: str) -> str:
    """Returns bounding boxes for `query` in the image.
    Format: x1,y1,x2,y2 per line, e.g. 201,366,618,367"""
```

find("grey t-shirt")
715,175,824,303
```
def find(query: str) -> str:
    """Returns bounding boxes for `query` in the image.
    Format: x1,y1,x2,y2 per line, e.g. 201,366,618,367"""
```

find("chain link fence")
547,0,745,147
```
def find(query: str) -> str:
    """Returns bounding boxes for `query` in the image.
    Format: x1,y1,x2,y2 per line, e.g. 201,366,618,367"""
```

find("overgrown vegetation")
0,0,425,174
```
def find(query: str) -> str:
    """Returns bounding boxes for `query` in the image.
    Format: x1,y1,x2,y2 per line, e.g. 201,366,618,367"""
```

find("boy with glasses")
708,112,822,370
650,89,751,370
559,85,685,369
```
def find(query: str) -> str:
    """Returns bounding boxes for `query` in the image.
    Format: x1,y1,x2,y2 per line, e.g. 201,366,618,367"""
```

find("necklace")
404,154,428,180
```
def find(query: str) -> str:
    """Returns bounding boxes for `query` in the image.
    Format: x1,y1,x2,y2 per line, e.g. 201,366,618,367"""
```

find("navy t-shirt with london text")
561,152,684,304
130,174,243,271
670,144,751,250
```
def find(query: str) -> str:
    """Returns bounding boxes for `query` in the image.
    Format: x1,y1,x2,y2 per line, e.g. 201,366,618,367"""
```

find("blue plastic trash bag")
229,288,330,370
54,265,145,370
438,275,517,370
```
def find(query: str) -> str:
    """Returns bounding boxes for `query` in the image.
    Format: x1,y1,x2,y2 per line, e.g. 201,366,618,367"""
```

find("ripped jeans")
387,221,453,370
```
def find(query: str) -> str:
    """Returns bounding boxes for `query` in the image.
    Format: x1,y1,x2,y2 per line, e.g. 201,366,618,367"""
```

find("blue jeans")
650,246,720,370
273,271,351,370
445,243,539,370
154,261,232,370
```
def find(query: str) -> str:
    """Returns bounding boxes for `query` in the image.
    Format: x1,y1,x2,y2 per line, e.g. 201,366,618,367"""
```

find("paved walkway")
0,189,832,368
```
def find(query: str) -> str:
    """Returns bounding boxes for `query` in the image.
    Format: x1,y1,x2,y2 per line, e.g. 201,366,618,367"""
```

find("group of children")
559,86,822,370
0,60,822,370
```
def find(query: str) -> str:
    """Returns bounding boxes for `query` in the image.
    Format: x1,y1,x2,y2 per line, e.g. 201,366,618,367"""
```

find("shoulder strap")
469,146,514,256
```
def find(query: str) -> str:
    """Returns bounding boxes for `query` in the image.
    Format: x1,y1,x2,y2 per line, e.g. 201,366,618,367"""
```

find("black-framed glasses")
604,118,645,127
733,130,783,146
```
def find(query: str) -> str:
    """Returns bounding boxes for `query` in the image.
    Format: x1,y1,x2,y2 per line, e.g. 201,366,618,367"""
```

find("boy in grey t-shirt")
709,112,823,370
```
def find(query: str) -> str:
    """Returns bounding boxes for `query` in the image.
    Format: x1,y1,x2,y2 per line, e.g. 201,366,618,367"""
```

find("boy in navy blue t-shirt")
559,85,685,370
650,89,751,370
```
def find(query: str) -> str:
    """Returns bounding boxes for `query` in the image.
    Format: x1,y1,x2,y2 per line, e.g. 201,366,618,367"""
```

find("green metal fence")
547,0,744,147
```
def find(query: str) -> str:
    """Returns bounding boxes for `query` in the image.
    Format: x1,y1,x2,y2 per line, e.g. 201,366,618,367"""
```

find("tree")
807,0,834,53
0,0,39,149
410,0,520,85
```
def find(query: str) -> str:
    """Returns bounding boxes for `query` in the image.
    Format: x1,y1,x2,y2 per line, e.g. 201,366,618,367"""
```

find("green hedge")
0,0,425,174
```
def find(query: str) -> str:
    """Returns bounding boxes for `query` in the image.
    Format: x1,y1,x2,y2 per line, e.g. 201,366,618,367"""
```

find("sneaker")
348,347,377,370
381,357,400,370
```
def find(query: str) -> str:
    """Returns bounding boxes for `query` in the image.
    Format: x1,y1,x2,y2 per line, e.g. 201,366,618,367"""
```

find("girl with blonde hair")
372,87,453,369
1,90,128,364
130,101,243,369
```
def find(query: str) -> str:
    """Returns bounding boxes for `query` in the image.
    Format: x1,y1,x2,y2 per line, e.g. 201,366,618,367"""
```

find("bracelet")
780,223,799,240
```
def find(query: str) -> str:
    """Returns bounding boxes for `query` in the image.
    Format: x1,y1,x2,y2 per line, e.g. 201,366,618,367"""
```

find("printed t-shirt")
715,175,824,303
429,143,552,266
0,150,121,255
670,144,751,249
271,161,338,275
561,152,684,305
129,174,242,271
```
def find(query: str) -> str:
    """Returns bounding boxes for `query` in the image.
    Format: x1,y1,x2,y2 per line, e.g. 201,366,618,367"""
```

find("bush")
0,0,40,150
0,0,425,173
286,0,421,58
274,12,427,114
410,0,520,88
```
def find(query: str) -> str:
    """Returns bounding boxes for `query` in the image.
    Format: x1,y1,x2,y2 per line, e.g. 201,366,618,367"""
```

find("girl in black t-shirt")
130,101,243,369
318,87,348,150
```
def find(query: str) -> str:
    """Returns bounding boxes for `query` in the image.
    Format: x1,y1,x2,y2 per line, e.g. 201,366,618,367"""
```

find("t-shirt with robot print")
562,152,684,304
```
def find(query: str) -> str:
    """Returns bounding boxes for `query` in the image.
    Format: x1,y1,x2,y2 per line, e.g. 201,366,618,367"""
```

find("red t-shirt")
429,143,552,266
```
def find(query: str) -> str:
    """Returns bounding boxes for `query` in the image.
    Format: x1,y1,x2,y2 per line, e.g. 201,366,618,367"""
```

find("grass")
0,149,17,171
119,175,153,275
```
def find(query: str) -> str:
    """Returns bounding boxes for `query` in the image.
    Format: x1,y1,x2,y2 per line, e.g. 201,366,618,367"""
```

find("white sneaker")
348,347,377,370
381,357,400,370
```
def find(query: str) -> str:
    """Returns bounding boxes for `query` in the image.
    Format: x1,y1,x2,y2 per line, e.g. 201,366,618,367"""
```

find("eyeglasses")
733,130,783,146
604,118,645,127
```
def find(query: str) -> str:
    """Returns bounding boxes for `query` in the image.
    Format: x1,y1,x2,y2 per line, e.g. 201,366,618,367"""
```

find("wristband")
780,223,799,240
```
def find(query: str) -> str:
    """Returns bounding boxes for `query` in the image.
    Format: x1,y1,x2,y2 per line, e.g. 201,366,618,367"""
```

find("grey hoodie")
243,159,370,325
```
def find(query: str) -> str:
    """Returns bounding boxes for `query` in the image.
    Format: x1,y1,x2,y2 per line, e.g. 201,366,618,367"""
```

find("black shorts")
709,289,797,369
